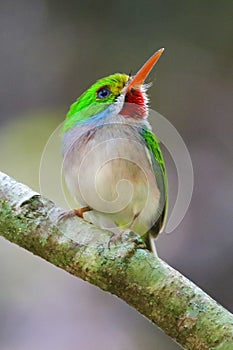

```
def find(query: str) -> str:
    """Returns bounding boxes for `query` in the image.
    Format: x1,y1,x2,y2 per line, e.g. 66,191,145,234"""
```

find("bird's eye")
97,87,111,99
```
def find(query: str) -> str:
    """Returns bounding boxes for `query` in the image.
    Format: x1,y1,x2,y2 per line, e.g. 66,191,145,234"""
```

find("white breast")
63,118,162,235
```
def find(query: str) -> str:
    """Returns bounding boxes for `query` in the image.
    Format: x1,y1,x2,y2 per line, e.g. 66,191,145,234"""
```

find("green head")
64,49,164,132
64,74,129,131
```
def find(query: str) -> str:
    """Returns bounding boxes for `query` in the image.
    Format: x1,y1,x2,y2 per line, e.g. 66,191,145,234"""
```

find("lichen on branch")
0,171,232,350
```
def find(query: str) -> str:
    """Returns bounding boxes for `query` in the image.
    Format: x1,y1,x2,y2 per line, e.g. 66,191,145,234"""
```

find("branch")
0,171,232,350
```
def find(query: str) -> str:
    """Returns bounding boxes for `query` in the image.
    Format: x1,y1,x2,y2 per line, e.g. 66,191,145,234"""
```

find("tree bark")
0,171,232,350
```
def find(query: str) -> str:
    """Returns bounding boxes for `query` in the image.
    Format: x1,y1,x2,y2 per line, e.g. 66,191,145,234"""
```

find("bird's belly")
63,126,161,235
93,158,160,234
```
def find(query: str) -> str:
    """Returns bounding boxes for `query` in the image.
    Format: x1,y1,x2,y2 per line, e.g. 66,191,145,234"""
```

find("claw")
74,207,91,217
108,231,124,249
58,207,90,222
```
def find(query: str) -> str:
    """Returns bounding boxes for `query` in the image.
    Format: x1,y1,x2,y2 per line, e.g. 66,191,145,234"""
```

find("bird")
62,48,168,254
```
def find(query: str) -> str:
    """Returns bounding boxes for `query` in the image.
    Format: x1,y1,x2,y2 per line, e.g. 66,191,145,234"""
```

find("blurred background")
0,1,232,349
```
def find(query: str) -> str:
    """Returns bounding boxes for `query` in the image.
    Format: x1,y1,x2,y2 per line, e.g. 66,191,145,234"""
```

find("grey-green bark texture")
0,171,232,350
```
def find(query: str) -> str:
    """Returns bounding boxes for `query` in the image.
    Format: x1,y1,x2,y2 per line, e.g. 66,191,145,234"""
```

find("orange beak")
127,48,164,90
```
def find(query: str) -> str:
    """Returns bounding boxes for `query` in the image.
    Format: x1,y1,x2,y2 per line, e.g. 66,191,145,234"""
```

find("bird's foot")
108,230,124,249
58,207,90,221
107,229,145,251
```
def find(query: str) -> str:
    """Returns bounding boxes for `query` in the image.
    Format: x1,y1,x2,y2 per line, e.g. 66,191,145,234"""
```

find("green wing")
142,128,169,235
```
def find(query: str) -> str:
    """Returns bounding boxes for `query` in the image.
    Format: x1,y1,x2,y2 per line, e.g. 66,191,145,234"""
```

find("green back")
142,128,169,231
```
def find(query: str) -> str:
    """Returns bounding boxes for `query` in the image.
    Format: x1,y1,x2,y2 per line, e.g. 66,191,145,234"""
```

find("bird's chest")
63,123,157,211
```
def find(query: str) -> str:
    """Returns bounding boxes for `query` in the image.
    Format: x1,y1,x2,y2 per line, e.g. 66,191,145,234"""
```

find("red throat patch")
125,88,145,105
121,89,147,118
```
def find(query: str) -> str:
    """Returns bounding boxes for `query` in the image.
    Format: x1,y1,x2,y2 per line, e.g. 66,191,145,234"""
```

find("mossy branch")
0,171,232,350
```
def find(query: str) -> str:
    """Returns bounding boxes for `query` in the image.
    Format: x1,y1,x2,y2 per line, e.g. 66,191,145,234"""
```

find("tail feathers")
149,233,158,256
146,206,167,256
143,233,158,256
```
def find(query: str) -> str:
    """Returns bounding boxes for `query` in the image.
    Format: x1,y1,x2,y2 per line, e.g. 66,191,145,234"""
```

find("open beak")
127,48,164,90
